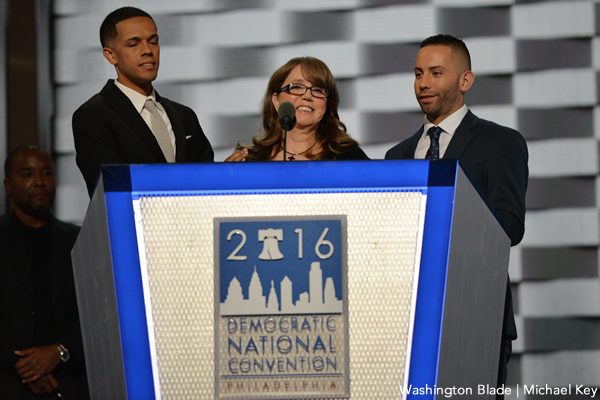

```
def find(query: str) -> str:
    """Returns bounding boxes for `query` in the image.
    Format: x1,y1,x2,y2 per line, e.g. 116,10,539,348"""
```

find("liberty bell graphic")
258,228,284,260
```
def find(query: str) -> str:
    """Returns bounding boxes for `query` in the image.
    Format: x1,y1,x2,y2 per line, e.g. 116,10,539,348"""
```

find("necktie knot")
425,126,443,160
427,126,443,141
144,98,159,112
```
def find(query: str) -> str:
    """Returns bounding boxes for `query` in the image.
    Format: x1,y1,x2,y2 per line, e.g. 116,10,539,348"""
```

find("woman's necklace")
284,140,318,161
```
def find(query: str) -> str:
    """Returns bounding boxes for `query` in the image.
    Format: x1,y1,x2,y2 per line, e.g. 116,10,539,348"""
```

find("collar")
113,79,158,114
422,104,469,136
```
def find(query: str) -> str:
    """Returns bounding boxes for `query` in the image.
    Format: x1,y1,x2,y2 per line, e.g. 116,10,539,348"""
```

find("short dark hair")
4,145,49,177
421,34,471,70
100,7,154,47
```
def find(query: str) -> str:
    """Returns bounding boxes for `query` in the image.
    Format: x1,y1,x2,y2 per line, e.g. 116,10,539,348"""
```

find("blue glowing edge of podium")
75,159,507,399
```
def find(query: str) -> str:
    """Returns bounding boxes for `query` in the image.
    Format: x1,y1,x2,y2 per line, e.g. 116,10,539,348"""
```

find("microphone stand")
283,126,288,161
278,105,295,161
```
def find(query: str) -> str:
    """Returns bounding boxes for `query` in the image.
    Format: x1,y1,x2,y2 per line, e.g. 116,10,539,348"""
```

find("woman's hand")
225,147,248,162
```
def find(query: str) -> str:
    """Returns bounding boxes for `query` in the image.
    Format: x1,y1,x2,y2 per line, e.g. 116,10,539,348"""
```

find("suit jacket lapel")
405,128,424,159
7,217,35,300
158,95,187,161
49,219,67,308
443,110,479,160
100,80,166,162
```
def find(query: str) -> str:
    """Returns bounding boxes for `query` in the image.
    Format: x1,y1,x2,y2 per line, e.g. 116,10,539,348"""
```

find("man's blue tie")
425,126,443,160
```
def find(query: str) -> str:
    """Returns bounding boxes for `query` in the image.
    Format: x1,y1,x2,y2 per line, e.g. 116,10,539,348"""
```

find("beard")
15,193,54,221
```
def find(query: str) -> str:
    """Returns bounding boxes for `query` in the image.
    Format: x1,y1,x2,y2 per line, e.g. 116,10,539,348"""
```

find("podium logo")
214,216,349,399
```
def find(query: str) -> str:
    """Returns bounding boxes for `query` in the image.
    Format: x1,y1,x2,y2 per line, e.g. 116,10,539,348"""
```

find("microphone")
278,102,296,161
278,101,296,131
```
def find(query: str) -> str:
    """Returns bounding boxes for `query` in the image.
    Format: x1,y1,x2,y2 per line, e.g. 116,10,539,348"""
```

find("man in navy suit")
73,7,213,196
386,34,528,395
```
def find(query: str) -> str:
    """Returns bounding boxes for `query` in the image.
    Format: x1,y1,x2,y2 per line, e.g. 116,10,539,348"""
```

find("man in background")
0,146,88,399
73,6,213,196
386,34,528,397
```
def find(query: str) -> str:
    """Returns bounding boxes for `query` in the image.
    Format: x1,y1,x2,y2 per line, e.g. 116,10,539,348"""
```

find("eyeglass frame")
276,83,329,99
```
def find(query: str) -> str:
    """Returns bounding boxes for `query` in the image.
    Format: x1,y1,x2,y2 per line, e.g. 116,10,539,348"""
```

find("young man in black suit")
72,7,214,196
386,34,528,396
0,146,88,399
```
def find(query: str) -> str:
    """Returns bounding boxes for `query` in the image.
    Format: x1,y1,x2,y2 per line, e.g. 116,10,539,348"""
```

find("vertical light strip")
0,0,7,209
402,194,428,396
133,198,162,399
35,0,52,149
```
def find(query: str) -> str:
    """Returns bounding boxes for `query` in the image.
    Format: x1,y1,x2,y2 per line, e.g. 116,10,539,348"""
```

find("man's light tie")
144,99,175,162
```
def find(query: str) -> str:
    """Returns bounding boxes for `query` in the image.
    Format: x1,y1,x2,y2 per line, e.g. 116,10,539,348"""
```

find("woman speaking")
226,57,368,161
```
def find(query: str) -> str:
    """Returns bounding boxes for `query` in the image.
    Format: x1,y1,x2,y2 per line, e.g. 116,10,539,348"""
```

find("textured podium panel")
134,191,425,399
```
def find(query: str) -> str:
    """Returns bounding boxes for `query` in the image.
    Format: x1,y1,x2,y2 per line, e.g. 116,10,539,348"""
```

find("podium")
72,160,509,399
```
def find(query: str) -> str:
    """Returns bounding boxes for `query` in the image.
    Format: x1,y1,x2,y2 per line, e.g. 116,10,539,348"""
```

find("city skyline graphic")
221,261,342,315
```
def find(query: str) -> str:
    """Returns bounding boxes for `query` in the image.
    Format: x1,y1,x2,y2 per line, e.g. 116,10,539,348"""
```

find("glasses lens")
287,84,307,95
310,87,328,98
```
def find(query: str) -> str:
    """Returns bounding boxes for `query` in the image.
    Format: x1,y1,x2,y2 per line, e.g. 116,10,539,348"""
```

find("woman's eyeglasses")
277,83,328,99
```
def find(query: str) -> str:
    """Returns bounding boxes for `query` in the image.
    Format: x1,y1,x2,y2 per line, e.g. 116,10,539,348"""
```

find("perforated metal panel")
134,191,426,399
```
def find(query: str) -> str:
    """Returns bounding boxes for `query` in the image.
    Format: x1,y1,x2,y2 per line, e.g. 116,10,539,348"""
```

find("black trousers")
496,339,513,400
